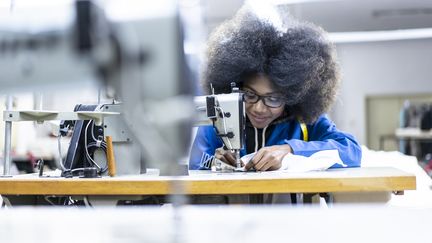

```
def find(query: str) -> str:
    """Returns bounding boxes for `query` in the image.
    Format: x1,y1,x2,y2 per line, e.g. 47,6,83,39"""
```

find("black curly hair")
203,6,340,123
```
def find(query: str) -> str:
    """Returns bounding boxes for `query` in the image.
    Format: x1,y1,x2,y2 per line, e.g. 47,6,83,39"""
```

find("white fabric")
279,149,346,172
240,149,345,172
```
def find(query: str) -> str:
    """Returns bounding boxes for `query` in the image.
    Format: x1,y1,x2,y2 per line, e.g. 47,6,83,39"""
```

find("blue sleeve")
284,115,362,168
189,126,223,170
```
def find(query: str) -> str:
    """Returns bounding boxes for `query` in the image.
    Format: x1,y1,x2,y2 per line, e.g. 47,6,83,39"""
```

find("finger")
224,152,237,166
260,153,281,171
250,149,266,167
260,160,275,171
255,152,275,171
215,154,228,164
254,160,267,171
245,151,265,171
254,153,272,171
244,159,254,171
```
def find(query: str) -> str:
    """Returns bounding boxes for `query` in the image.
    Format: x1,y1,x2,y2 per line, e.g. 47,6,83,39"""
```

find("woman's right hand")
214,148,237,167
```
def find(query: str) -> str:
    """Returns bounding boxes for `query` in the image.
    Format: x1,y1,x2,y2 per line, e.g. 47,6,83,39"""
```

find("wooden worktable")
0,167,416,196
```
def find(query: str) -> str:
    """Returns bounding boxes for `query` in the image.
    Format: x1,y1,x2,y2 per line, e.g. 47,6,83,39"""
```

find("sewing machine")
194,86,246,171
57,103,144,177
47,87,245,177
48,87,245,177
0,0,247,179
0,0,194,177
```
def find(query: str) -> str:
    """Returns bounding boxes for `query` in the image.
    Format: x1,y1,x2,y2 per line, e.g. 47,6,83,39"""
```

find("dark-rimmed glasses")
243,90,285,108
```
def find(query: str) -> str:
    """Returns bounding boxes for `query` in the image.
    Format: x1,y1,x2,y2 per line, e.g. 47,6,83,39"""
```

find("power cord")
58,120,108,177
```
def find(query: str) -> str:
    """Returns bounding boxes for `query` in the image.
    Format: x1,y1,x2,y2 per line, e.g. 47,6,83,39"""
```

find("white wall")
331,37,432,145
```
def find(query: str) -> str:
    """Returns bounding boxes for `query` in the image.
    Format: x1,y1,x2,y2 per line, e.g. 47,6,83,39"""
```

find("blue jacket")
189,114,362,170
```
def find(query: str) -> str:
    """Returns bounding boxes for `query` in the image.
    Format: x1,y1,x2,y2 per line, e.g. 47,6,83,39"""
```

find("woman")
189,5,361,171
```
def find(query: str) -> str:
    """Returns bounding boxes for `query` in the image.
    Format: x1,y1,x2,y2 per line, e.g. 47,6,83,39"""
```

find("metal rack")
1,106,119,177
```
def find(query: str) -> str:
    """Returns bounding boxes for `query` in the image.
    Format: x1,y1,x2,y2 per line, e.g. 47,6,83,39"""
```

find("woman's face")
243,75,285,128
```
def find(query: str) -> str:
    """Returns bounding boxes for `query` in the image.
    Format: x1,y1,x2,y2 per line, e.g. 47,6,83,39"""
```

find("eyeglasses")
243,90,285,108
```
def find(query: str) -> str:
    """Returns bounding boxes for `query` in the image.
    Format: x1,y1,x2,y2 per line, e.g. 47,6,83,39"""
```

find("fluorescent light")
329,28,432,43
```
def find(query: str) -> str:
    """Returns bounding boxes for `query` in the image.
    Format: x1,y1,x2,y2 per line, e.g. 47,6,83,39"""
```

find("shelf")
3,110,120,126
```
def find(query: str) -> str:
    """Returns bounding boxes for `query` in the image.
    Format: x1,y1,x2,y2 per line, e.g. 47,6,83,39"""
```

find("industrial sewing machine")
194,85,246,171
0,0,246,178
53,88,245,177
0,0,194,178
57,103,144,177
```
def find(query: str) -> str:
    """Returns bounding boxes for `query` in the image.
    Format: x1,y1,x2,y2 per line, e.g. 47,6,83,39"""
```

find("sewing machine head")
0,0,194,177
211,92,245,152
194,85,245,169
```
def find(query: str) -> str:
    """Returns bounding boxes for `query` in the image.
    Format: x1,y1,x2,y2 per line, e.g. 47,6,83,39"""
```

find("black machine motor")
60,104,107,177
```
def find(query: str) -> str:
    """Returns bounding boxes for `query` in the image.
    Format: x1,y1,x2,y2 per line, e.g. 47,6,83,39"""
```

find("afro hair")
203,5,340,123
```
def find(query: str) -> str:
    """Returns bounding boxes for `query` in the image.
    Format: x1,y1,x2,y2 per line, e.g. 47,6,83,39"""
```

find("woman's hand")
214,147,237,167
244,145,292,171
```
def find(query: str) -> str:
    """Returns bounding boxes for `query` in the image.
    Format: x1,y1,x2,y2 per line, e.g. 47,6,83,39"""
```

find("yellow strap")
299,121,308,142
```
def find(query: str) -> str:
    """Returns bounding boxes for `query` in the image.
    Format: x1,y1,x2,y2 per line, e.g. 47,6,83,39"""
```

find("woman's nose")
253,99,267,113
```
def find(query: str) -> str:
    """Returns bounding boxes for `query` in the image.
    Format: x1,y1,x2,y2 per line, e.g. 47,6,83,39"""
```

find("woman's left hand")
244,145,292,171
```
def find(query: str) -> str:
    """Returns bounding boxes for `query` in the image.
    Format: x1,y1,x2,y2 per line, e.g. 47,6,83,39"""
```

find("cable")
84,121,102,170
83,196,93,207
215,106,233,150
43,196,56,206
85,120,108,173
91,120,106,143
86,141,108,173
44,196,71,206
60,120,107,177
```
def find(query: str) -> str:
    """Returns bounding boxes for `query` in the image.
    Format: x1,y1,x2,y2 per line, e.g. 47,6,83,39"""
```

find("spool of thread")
106,135,116,177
